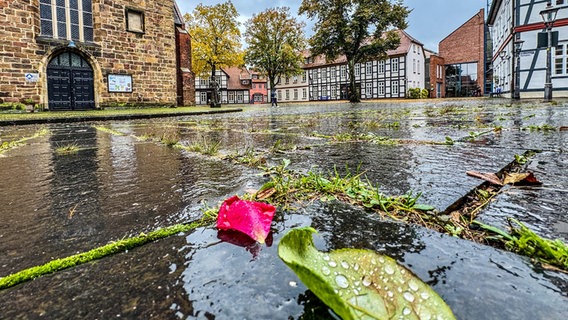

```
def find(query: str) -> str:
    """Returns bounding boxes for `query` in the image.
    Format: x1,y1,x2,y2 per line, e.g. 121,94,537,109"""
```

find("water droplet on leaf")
335,274,349,289
384,264,395,275
322,266,331,275
362,275,372,287
408,280,419,292
403,291,415,302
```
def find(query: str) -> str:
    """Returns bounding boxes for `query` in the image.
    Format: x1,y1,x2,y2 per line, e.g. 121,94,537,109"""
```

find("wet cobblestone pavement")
0,98,567,319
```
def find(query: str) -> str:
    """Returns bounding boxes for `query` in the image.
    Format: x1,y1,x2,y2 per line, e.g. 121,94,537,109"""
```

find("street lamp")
540,1,559,102
513,38,524,100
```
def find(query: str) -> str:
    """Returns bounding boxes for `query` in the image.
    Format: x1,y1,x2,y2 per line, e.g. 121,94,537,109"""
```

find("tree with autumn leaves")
184,2,243,108
300,0,410,102
185,0,409,105
244,7,307,103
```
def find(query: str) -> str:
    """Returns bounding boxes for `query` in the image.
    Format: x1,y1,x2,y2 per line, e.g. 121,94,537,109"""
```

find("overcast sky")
177,0,488,52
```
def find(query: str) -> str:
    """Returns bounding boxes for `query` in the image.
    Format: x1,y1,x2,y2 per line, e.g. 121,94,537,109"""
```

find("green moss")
0,128,50,154
0,218,214,290
55,143,81,155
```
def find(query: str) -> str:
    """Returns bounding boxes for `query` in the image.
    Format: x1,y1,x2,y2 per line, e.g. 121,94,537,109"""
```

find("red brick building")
425,49,445,98
439,9,486,97
0,0,194,110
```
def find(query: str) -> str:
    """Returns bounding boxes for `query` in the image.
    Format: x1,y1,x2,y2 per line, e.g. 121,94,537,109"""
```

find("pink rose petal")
216,196,276,243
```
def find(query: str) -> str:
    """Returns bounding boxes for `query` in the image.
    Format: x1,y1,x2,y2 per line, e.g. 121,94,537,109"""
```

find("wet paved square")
0,99,567,318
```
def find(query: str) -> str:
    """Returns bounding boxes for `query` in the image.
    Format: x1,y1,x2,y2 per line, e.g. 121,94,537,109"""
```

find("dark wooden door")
47,52,95,110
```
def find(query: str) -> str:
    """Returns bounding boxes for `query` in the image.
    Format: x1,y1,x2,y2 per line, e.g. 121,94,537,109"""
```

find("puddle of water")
1,201,566,319
0,124,256,276
1,100,568,318
479,151,568,242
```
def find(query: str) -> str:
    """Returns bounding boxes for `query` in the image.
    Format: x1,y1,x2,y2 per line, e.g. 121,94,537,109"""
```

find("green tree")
244,7,307,104
185,1,243,107
300,0,409,102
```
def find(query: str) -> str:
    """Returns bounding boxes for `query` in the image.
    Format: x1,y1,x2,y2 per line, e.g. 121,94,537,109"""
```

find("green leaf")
413,204,436,211
278,227,456,320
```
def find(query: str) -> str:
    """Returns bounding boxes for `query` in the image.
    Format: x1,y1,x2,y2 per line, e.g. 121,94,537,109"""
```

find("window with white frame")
340,65,347,78
285,77,290,84
554,44,568,75
302,88,307,99
285,89,290,100
40,0,94,42
322,68,327,80
413,59,416,74
200,92,207,103
321,86,328,98
228,91,235,102
302,71,307,83
365,82,373,97
331,85,337,98
378,60,385,74
392,58,399,72
355,64,361,77
378,81,385,95
366,62,372,74
392,80,399,95
293,76,298,84
278,90,282,100
294,89,298,100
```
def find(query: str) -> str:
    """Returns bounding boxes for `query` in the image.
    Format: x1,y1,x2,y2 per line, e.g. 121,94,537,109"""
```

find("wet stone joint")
0,99,567,319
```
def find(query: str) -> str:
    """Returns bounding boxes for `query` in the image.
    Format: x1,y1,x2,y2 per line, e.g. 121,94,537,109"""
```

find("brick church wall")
0,0,42,105
0,0,186,108
176,27,195,106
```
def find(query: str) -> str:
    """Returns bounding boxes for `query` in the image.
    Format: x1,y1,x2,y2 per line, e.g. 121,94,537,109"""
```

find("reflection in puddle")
0,101,567,318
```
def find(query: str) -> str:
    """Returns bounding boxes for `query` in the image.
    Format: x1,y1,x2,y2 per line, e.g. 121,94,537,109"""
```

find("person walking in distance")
271,91,278,107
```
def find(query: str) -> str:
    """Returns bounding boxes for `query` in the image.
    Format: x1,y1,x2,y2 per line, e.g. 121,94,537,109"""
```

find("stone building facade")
0,0,194,110
439,9,486,97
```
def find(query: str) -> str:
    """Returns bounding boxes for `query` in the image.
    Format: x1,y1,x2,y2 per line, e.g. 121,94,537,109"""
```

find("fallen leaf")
278,227,456,320
256,187,276,200
449,211,462,225
216,195,276,243
466,171,503,186
503,172,542,185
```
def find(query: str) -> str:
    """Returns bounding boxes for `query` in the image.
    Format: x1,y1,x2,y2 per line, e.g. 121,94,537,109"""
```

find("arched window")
40,0,93,42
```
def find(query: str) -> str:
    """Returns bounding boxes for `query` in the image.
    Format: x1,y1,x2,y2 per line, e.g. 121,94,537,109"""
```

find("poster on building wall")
108,74,133,92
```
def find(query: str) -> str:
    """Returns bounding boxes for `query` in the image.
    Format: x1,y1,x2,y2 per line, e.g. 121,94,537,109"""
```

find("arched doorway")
47,51,95,110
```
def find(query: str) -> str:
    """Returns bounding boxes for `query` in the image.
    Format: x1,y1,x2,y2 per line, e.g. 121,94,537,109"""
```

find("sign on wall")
25,73,39,82
108,74,133,92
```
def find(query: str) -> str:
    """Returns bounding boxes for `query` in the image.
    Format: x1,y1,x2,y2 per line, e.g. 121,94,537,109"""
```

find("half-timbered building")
303,30,425,101
488,0,568,98
194,67,251,105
